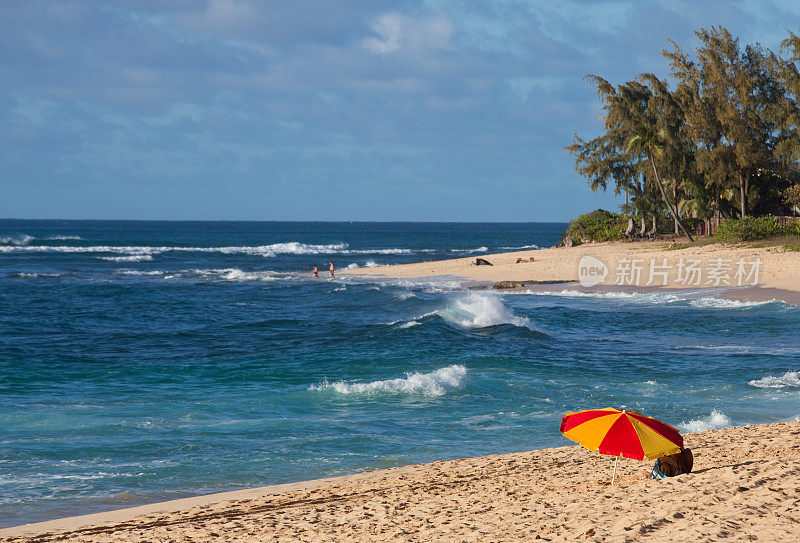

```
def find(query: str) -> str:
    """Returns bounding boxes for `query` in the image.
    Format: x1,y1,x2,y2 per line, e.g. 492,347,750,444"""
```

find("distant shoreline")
342,240,800,305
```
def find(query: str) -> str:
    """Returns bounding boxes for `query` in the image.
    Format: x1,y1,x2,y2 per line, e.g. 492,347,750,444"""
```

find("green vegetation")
566,209,628,243
713,216,782,241
566,27,800,236
784,243,800,252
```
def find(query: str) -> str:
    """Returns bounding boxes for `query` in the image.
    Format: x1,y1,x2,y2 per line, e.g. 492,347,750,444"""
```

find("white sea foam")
395,292,417,300
450,246,488,253
526,289,682,304
0,234,34,246
0,241,415,258
500,244,540,250
365,260,379,267
310,365,466,396
524,289,778,309
399,320,421,328
749,371,800,388
380,278,464,293
118,270,165,276
678,410,732,433
437,292,531,329
46,235,82,240
689,297,774,309
14,272,61,278
346,263,360,269
214,268,276,282
99,255,154,263
117,268,281,281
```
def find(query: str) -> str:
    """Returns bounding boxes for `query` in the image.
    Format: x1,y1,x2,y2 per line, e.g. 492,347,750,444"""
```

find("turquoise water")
1,220,798,527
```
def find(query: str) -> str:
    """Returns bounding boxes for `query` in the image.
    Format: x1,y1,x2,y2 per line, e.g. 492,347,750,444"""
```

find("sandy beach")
2,421,799,542
343,240,800,303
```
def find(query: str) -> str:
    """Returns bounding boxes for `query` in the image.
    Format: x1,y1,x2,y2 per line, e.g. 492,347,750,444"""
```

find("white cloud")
362,12,454,54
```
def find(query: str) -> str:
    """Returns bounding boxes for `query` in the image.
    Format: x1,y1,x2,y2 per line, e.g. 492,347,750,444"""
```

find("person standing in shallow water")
312,266,318,278
329,261,335,279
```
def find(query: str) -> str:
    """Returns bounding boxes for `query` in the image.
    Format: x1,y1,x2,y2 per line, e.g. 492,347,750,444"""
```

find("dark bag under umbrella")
650,448,693,479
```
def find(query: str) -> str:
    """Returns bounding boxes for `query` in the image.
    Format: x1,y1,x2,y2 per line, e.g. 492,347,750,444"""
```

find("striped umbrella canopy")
560,407,683,461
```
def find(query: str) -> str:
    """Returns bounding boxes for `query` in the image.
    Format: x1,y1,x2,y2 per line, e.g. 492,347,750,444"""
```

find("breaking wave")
525,290,682,304
398,320,421,329
0,234,35,246
678,410,732,433
500,244,540,250
525,290,780,309
437,292,531,329
113,268,281,281
450,246,488,253
689,297,775,309
99,255,153,263
117,270,164,276
749,371,800,388
310,365,466,396
0,241,414,258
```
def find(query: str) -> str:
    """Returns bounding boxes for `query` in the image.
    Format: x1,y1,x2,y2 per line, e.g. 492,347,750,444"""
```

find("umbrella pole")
612,456,618,486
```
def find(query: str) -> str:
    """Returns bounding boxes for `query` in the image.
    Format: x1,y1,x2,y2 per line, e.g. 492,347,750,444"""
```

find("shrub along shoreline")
564,209,800,246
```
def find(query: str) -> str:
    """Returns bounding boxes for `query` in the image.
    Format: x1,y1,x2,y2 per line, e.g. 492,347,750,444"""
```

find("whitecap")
365,260,379,267
500,244,540,250
437,292,531,329
678,410,732,433
689,297,775,309
0,234,34,246
346,263,360,270
398,320,421,328
118,270,164,276
749,371,800,388
46,235,82,240
450,246,488,253
310,365,466,396
99,255,153,263
14,272,61,278
0,241,416,258
525,290,681,304
214,269,276,282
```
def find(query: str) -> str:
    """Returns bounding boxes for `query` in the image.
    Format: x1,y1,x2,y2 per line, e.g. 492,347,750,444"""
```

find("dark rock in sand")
474,258,493,266
555,233,574,248
492,280,570,289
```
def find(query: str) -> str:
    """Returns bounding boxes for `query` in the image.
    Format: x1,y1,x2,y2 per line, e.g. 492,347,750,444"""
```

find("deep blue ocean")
1,220,798,527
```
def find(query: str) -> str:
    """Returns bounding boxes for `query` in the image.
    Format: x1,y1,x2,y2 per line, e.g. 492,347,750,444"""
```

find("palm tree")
627,123,695,241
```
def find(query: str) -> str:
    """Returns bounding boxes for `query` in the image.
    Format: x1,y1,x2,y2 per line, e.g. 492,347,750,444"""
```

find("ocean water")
1,219,798,527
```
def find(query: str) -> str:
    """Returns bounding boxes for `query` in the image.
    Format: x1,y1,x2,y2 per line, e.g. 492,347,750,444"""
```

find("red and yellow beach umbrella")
560,407,683,484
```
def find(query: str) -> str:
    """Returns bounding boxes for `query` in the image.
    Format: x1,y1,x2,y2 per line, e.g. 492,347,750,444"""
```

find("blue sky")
2,1,799,221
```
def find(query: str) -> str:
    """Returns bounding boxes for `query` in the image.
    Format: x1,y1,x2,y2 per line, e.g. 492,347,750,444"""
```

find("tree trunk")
652,214,657,234
739,171,749,218
640,216,646,236
673,183,679,235
647,150,694,241
715,185,721,228
739,174,745,218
